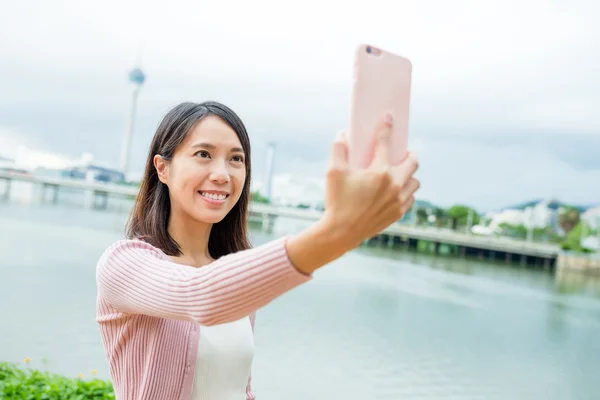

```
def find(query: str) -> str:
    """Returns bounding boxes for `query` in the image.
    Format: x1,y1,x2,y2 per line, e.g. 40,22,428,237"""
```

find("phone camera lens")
366,46,371,53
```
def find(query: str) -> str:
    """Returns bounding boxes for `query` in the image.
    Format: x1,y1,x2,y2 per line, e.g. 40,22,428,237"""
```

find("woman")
96,101,419,400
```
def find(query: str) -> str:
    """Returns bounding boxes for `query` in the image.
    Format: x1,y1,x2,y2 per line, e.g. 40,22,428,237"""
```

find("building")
61,165,125,183
8,145,125,184
267,174,325,209
582,206,600,229
0,156,28,175
480,199,559,234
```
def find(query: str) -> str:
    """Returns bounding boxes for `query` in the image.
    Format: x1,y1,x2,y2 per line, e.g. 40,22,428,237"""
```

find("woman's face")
155,115,247,225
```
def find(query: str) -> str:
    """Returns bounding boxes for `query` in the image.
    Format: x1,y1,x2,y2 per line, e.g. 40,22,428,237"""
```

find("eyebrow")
191,142,244,153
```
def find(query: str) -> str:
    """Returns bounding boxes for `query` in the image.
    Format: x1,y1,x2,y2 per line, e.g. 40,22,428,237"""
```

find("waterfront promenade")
0,169,561,267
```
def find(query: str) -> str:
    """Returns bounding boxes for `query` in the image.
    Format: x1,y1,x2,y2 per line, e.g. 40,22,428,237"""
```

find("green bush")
0,362,114,399
561,222,595,253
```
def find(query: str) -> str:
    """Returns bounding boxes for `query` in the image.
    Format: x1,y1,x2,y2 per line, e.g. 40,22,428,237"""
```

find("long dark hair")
126,101,252,258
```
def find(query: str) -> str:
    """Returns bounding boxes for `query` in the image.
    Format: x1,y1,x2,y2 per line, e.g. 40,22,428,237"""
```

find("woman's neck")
167,209,214,267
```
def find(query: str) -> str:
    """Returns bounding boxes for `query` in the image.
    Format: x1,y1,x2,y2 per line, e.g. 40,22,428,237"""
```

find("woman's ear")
153,154,169,184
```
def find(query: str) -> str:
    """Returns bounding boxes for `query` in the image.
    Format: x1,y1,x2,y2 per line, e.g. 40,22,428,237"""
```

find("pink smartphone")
347,44,413,168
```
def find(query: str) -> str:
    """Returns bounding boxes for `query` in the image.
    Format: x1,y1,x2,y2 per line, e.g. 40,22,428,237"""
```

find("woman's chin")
191,210,228,225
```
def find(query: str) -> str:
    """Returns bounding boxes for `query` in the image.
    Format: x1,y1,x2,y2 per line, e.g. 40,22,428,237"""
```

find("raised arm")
96,236,312,326
97,113,420,326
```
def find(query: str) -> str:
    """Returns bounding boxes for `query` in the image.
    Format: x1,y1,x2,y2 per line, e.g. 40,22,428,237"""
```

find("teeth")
200,192,227,201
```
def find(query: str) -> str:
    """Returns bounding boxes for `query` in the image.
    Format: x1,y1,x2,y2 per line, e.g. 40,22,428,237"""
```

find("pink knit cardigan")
95,236,312,399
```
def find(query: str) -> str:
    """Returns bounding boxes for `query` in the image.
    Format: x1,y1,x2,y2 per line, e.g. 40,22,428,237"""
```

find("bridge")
0,170,560,267
248,202,559,264
0,169,136,207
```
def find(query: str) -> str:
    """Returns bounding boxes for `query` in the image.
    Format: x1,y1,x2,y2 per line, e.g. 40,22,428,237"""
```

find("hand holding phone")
347,44,413,168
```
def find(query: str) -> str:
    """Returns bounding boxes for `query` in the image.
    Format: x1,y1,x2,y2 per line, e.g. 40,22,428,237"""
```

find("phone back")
348,44,412,168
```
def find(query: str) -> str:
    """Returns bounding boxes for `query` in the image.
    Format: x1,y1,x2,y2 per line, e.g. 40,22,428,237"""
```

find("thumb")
329,130,348,170
370,112,393,169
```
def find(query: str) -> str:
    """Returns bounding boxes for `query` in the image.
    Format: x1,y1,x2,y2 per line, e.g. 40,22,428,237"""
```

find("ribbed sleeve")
96,236,311,326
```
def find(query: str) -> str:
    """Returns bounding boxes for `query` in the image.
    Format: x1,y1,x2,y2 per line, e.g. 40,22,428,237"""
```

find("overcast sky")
1,0,599,210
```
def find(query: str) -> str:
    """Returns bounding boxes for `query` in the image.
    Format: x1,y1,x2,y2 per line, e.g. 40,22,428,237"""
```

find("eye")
231,154,245,163
195,150,211,159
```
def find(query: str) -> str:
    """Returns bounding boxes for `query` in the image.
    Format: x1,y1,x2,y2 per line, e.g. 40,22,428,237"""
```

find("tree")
433,207,447,227
561,221,593,252
416,208,428,225
251,191,270,204
558,206,580,235
447,205,480,230
497,223,559,242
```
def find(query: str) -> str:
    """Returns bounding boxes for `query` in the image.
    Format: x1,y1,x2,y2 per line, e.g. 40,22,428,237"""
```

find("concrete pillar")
94,191,108,210
543,258,550,271
84,171,96,209
387,235,395,248
0,178,10,201
40,183,47,203
261,214,270,233
260,214,276,233
51,185,59,204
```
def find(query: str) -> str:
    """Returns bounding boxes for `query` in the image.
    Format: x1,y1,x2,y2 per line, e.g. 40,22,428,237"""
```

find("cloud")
0,127,38,159
0,0,598,209
414,137,600,210
459,132,600,172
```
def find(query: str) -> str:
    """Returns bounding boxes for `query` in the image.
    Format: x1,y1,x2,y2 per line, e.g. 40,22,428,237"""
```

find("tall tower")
119,67,146,180
263,142,276,201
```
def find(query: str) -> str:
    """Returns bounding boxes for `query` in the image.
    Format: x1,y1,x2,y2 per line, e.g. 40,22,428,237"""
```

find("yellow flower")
78,373,84,379
91,369,98,376
24,357,31,364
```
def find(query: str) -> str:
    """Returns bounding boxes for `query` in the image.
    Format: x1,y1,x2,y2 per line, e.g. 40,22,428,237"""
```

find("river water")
0,197,599,399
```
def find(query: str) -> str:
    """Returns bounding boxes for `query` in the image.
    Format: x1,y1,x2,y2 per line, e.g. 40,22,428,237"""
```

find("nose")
209,161,230,184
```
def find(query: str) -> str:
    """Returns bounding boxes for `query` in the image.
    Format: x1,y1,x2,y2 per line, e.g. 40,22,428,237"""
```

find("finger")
390,152,419,186
398,178,420,204
369,112,393,170
329,130,349,170
400,196,416,217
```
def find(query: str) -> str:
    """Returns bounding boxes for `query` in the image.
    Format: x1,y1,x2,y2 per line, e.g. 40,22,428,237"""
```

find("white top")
190,316,255,400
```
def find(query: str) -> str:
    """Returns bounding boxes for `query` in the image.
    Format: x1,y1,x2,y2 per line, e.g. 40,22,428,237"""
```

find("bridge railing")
0,170,561,257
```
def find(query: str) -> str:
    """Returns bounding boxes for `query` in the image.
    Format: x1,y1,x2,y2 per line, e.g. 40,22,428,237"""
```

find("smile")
198,191,229,201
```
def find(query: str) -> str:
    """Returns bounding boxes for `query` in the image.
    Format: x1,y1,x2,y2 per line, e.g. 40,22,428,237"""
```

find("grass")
0,360,114,399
